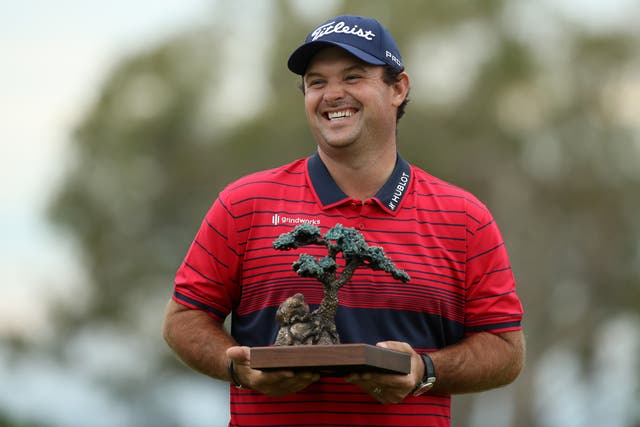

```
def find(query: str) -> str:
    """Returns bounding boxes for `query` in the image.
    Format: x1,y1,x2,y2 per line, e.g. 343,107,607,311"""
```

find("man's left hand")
343,341,422,404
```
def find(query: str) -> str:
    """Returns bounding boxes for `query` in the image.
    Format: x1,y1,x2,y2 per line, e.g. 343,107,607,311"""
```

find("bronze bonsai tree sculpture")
272,223,410,346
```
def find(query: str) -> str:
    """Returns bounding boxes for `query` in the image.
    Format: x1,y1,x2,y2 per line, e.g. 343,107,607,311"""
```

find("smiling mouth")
325,109,355,120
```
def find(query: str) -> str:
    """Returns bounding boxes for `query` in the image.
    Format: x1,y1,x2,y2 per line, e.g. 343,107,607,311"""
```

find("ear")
390,72,410,108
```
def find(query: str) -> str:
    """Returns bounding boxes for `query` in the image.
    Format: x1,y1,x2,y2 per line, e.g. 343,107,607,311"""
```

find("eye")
306,79,325,89
345,74,362,82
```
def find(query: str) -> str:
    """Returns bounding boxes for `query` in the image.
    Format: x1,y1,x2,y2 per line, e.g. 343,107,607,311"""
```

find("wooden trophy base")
250,343,411,376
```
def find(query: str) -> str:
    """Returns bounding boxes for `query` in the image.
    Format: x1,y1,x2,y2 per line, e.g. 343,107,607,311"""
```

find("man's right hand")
226,346,320,397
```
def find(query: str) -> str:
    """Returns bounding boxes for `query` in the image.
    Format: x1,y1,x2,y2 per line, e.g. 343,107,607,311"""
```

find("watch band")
227,359,244,389
421,353,435,381
412,353,436,396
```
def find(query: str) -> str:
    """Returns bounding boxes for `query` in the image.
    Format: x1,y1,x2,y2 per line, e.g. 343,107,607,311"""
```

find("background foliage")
4,0,639,426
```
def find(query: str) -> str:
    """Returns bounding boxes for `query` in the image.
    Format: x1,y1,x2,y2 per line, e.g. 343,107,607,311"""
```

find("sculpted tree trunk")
272,223,410,346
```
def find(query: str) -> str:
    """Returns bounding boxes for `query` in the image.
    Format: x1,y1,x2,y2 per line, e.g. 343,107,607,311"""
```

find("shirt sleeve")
464,206,523,335
172,192,242,322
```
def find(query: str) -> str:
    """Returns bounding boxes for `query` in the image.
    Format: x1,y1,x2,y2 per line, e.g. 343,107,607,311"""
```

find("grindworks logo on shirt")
271,214,320,226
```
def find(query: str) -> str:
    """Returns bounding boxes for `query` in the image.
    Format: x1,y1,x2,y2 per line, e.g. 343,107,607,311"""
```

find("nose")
322,81,345,104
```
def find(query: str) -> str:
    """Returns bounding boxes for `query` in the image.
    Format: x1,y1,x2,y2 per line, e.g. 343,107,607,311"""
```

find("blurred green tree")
46,0,640,426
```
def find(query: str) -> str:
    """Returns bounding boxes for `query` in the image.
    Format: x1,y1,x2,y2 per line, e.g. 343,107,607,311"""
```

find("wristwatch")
412,353,436,396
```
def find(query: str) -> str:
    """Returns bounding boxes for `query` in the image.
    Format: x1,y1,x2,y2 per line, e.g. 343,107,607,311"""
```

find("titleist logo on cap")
287,15,404,75
310,21,376,42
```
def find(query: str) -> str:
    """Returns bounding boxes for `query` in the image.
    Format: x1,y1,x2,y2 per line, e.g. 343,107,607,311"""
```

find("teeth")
327,110,353,120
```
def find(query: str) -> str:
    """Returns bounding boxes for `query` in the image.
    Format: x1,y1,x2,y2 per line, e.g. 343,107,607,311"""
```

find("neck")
317,145,397,201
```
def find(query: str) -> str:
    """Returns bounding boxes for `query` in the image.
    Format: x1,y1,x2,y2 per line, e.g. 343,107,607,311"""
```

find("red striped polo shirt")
173,153,523,427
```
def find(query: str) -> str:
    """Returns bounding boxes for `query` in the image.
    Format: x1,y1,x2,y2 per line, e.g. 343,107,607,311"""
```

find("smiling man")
163,15,525,427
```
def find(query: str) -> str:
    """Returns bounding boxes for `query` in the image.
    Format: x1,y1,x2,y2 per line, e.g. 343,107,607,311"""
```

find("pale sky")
0,0,214,336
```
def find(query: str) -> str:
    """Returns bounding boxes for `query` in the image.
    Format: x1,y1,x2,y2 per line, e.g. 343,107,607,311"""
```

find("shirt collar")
307,152,411,215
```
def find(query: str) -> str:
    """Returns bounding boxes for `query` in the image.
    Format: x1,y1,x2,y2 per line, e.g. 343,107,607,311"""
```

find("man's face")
302,47,403,155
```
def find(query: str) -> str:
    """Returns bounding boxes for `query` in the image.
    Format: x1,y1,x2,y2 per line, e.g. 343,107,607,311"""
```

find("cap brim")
287,41,386,75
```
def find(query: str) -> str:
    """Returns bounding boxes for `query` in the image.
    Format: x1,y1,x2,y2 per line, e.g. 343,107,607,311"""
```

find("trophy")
250,223,412,375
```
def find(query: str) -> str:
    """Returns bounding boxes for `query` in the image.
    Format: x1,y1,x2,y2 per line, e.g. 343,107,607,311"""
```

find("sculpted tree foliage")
272,224,409,345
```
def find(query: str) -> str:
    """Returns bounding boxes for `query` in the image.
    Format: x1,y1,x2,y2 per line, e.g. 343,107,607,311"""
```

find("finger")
287,372,320,392
259,371,319,397
359,370,416,401
347,372,372,381
226,345,250,363
376,341,412,353
298,371,321,383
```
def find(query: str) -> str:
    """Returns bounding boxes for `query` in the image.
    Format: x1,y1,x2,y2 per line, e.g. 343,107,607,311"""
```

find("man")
163,15,524,427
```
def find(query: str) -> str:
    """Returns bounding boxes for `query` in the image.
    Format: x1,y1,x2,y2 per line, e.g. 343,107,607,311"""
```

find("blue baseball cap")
287,15,404,75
